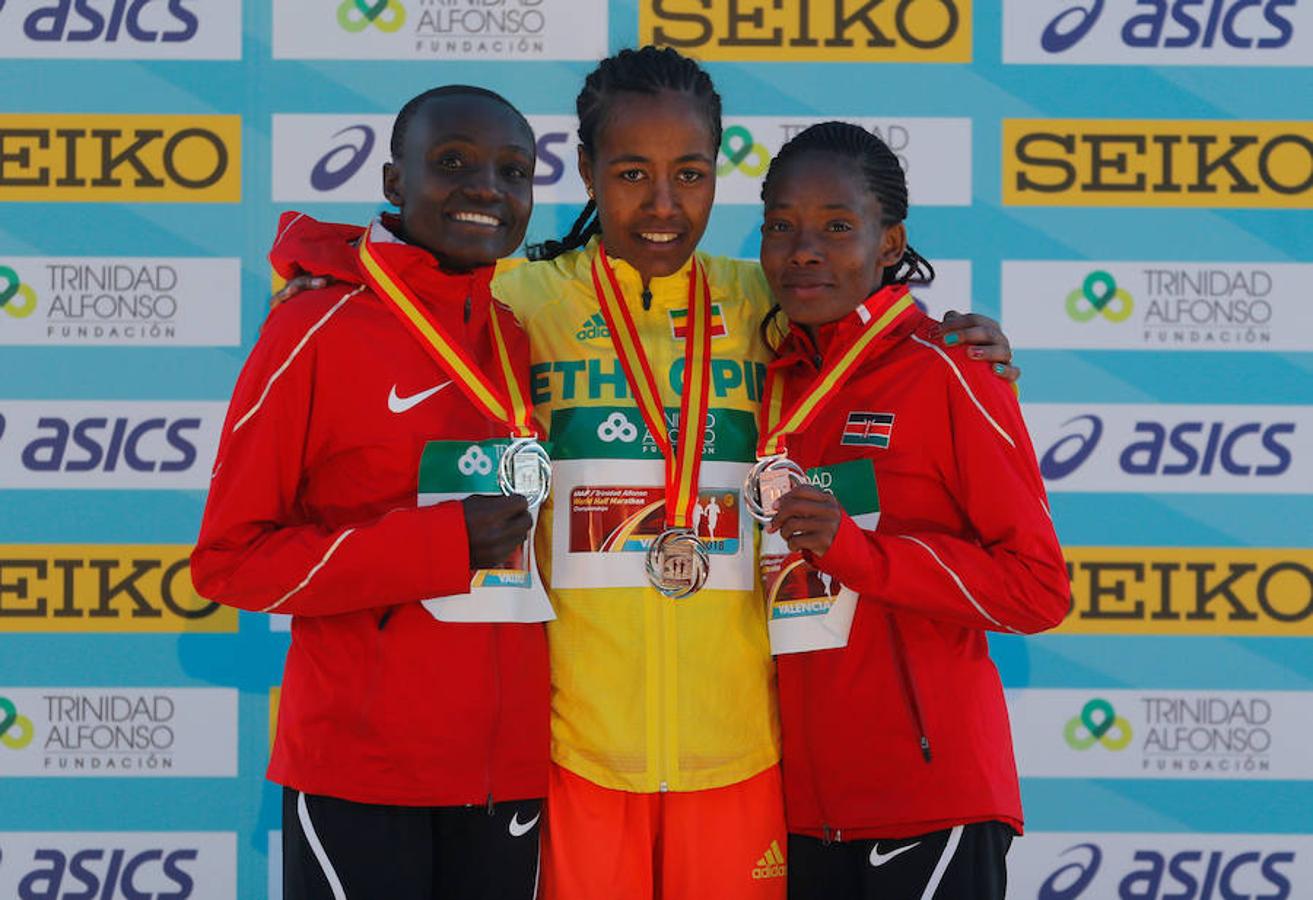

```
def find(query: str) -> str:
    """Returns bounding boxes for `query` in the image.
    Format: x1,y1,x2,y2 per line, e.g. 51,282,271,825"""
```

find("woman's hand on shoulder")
269,275,334,315
932,310,1020,383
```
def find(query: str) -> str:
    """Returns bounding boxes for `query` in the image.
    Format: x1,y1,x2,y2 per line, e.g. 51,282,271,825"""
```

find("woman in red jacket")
754,122,1071,899
191,86,550,900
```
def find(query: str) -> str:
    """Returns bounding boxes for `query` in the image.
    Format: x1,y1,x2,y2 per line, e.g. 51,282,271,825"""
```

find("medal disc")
743,455,808,523
645,529,709,599
497,438,552,508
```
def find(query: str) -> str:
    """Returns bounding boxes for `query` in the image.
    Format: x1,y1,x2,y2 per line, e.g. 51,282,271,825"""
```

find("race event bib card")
416,439,554,623
765,458,879,655
568,486,742,556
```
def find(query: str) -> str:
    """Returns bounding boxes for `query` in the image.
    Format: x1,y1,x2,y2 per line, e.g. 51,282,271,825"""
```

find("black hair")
759,121,936,351
390,85,532,160
761,121,934,286
526,46,723,261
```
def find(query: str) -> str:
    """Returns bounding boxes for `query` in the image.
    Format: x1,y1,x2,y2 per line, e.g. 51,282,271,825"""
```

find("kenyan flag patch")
841,412,894,448
669,304,728,340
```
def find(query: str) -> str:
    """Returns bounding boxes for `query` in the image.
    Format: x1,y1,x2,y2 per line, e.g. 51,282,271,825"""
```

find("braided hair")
759,122,936,351
527,46,723,261
390,85,531,160
761,121,935,286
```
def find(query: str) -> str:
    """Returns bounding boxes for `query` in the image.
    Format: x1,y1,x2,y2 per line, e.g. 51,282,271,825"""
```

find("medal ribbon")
358,223,537,438
591,245,712,530
759,285,917,457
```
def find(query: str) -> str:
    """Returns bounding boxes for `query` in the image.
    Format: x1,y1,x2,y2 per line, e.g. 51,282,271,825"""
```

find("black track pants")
787,821,1014,900
282,788,542,900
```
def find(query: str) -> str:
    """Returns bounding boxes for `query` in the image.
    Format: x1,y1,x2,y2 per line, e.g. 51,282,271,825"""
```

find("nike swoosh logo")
508,811,540,838
869,841,920,868
387,381,451,414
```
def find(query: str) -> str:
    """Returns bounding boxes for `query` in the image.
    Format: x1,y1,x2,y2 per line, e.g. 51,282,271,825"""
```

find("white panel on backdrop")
0,0,242,59
1003,0,1313,66
273,0,608,61
0,257,240,347
0,401,226,489
1003,261,1313,351
1008,832,1313,899
0,688,237,777
0,832,236,899
1008,689,1313,780
271,114,587,206
269,832,282,900
271,115,969,208
1023,403,1312,494
910,260,972,320
716,117,972,206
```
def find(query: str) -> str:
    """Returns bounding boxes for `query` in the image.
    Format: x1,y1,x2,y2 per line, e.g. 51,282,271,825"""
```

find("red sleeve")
812,345,1070,634
190,292,472,617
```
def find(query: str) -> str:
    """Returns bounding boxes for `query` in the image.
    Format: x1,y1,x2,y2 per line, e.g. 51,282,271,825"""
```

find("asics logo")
508,811,540,837
869,841,920,868
387,381,451,414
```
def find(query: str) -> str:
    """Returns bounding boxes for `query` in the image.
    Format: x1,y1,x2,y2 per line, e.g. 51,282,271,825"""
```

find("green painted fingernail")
943,332,960,346
994,363,1007,375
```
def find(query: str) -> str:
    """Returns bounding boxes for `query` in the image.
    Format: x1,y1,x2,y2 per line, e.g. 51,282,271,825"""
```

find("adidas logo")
576,312,610,341
751,840,787,880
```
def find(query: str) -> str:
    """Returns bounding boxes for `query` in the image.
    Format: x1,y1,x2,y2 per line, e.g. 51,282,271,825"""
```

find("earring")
587,186,594,199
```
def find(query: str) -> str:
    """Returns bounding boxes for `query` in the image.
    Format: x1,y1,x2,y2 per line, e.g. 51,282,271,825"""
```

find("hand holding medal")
748,284,918,527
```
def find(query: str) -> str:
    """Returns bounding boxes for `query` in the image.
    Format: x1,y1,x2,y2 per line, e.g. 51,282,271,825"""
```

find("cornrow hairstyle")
390,85,532,160
527,46,723,261
758,121,936,352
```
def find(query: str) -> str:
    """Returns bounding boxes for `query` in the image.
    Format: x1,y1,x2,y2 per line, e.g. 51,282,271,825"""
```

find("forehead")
406,94,535,154
766,151,875,207
594,89,717,157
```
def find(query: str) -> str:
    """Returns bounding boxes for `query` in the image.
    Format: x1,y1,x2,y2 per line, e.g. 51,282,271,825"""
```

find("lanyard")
358,223,537,438
590,246,713,529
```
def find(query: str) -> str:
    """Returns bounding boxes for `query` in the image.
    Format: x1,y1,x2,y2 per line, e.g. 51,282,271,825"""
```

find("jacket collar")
584,236,700,312
364,214,495,330
782,284,913,361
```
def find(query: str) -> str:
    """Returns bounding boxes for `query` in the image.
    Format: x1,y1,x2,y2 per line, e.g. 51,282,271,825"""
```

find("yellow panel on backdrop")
0,545,237,632
1060,547,1313,635
0,115,241,203
640,0,971,62
1003,120,1313,208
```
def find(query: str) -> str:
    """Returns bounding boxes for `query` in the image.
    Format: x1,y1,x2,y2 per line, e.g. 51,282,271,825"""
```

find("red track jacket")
191,213,549,806
772,288,1069,840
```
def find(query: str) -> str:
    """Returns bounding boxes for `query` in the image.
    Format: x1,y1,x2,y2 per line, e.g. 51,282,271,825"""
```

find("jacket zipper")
486,624,503,814
886,612,933,763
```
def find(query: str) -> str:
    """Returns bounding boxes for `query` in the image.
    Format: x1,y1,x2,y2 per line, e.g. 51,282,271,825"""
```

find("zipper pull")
464,292,472,323
920,735,933,763
486,792,495,816
822,824,833,846
641,288,652,311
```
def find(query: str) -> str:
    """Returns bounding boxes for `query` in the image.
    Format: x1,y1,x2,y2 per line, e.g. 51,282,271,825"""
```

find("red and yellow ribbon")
759,285,916,457
358,224,537,438
591,245,712,530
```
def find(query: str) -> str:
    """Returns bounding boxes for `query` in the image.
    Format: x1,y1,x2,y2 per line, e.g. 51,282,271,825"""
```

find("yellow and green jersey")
494,238,779,793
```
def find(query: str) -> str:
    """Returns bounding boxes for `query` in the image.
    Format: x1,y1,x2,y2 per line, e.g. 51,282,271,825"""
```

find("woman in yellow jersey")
271,46,1015,900
497,47,1014,900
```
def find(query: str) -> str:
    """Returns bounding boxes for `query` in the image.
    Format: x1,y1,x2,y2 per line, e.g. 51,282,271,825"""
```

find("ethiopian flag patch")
669,303,728,340
841,412,894,448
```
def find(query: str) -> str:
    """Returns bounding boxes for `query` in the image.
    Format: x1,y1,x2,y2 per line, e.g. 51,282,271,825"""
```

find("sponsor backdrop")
1,1,1309,897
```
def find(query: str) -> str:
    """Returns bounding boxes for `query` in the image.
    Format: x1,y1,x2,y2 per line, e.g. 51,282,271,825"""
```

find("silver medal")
743,454,808,523
645,528,710,599
497,438,552,509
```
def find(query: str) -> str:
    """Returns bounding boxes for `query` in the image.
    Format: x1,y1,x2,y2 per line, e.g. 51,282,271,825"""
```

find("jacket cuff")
809,511,884,593
420,500,473,597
